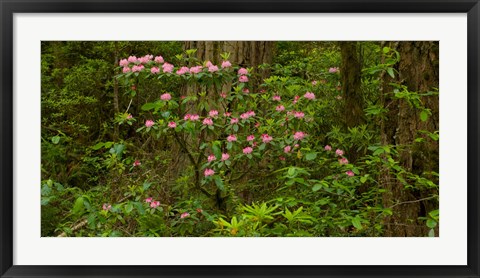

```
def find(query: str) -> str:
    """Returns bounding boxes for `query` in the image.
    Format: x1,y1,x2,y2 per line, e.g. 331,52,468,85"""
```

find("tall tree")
381,41,439,236
340,42,364,128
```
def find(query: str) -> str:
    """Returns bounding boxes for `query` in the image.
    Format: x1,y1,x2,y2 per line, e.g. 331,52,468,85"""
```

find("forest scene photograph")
41,41,439,237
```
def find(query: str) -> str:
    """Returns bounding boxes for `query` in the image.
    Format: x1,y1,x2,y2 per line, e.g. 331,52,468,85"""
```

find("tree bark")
381,41,439,236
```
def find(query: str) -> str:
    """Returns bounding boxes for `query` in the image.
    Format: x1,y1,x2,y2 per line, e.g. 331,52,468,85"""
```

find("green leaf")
233,124,239,132
305,152,317,161
133,202,145,215
382,47,390,54
125,203,134,214
214,176,225,191
51,136,60,144
312,184,322,192
142,182,152,191
92,142,105,150
426,219,437,229
420,110,429,122
360,176,368,183
387,67,395,78
212,142,222,159
428,228,435,237
141,102,157,111
72,197,85,215
352,217,363,230
373,148,384,156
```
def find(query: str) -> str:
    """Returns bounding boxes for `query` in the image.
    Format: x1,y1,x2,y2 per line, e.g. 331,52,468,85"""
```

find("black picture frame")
1,0,479,277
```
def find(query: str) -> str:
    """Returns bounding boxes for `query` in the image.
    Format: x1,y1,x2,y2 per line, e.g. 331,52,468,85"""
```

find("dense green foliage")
41,41,439,237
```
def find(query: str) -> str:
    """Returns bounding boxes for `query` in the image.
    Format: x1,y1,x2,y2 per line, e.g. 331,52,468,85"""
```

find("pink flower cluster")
162,63,174,73
160,93,172,101
168,122,177,128
133,160,141,167
329,67,339,73
209,110,219,118
243,147,253,154
221,61,232,68
184,114,200,121
272,95,281,101
181,212,190,218
221,153,230,161
145,197,161,208
240,110,255,120
227,135,237,142
304,92,315,100
208,154,216,162
203,118,214,126
238,68,249,83
102,203,111,211
204,168,215,177
261,134,273,143
293,131,306,141
145,120,155,128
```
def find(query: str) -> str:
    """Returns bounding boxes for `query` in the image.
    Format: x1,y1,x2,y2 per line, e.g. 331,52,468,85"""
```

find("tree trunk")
381,41,439,236
340,42,364,128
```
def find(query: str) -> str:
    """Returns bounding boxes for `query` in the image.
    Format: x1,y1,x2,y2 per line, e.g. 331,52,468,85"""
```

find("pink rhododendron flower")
221,60,232,68
293,131,306,141
240,113,250,120
346,170,355,177
276,105,285,112
293,95,300,104
208,154,216,162
122,67,131,73
304,92,315,100
209,110,219,118
247,111,255,117
261,134,273,143
227,135,237,142
145,197,153,203
329,67,339,73
160,93,172,101
284,146,292,153
154,56,164,63
242,88,250,94
203,118,214,126
127,56,137,63
294,111,305,119
239,75,249,83
272,95,281,101
208,65,219,72
224,112,232,117
243,147,253,154
247,135,255,141
221,153,230,161
336,149,344,156
205,61,213,67
132,65,144,72
294,144,300,148
150,201,160,208
190,114,200,121
168,122,177,128
133,160,141,167
181,212,190,218
176,66,189,75
238,68,248,75
230,118,239,124
145,120,154,128
189,66,203,74
139,56,150,64
312,80,317,85
119,59,129,67
127,114,133,119
324,145,332,151
339,157,349,165
220,92,227,98
255,122,261,128
162,63,174,73
204,168,215,177
102,203,111,211
279,156,286,161
196,208,203,213
184,114,191,121
151,67,160,74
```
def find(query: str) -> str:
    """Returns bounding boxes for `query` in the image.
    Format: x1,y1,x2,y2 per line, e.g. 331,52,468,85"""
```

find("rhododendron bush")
41,42,439,237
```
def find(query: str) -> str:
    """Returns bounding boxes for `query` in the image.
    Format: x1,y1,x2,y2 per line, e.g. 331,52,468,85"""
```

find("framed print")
1,0,479,277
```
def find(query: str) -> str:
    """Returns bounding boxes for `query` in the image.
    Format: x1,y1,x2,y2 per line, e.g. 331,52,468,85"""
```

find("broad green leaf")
420,110,429,122
92,142,105,150
305,152,317,161
387,67,395,78
426,219,437,229
360,176,368,184
428,228,435,237
312,184,322,192
72,197,85,215
214,176,225,191
142,182,152,191
51,136,60,144
352,217,363,230
141,102,157,111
